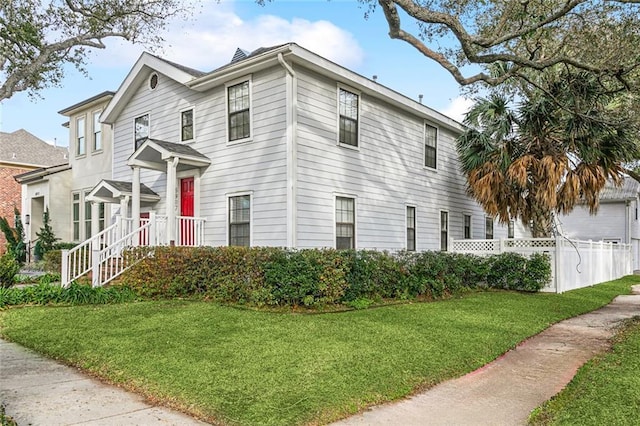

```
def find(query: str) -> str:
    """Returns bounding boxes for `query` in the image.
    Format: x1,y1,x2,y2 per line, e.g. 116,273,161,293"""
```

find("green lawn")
0,276,637,425
530,316,640,425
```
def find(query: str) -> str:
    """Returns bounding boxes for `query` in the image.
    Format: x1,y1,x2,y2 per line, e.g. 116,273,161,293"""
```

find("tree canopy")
0,0,189,101
368,0,640,93
456,71,640,237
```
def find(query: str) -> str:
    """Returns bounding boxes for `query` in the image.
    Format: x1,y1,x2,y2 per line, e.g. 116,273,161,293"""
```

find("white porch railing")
451,237,632,293
61,214,206,287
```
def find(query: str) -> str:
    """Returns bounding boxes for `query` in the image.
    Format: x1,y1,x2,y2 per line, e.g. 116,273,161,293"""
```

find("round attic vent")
149,73,158,90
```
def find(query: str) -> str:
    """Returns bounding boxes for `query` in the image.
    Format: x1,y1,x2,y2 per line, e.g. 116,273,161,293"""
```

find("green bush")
0,254,19,289
43,250,63,273
120,247,551,308
0,281,137,308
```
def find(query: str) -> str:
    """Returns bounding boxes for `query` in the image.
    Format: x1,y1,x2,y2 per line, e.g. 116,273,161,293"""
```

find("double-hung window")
406,206,416,251
134,114,149,150
336,197,355,249
463,214,472,239
76,117,85,156
228,81,250,141
181,109,194,142
440,211,449,251
84,190,92,239
485,216,494,239
93,111,102,151
338,88,359,147
425,124,437,169
229,195,250,247
72,193,80,241
508,220,515,239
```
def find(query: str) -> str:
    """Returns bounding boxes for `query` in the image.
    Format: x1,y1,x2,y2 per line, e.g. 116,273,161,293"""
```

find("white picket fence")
451,237,632,293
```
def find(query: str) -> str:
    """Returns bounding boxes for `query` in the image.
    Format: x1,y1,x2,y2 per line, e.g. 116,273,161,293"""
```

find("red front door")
180,177,195,245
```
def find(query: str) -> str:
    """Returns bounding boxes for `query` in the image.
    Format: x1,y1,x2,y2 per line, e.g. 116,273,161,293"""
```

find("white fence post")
149,211,157,246
61,249,69,287
91,236,100,288
555,236,563,293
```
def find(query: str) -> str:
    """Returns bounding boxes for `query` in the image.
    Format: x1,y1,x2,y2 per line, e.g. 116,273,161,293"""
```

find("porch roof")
127,138,211,172
87,179,160,204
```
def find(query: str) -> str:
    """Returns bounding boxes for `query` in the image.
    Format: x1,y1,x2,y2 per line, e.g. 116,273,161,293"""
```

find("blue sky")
0,0,471,147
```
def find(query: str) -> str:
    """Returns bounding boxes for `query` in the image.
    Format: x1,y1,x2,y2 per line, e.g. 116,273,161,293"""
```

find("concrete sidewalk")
1,287,639,426
0,340,209,425
334,285,640,425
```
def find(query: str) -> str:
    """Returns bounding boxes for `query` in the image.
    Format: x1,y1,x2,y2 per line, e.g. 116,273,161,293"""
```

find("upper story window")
406,206,416,251
463,214,472,239
134,114,149,150
440,211,449,251
76,117,85,156
485,216,494,239
229,194,250,247
508,220,515,239
227,80,250,142
92,111,102,151
181,109,194,142
425,124,437,169
338,88,359,147
336,196,355,249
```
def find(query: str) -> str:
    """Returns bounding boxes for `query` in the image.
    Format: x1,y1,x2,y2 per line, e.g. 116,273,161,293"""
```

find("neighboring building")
58,91,115,242
559,176,640,269
88,42,522,253
0,129,67,254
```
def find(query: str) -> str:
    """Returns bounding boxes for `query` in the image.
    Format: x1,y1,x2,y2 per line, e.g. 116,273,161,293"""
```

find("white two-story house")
64,43,528,285
89,42,522,252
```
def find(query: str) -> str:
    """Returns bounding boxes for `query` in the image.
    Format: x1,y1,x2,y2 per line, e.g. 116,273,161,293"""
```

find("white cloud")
91,2,364,72
442,96,474,123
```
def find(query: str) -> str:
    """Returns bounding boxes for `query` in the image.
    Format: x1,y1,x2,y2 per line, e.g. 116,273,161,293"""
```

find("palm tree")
457,72,639,237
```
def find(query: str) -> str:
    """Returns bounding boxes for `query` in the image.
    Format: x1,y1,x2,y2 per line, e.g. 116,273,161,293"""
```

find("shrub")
0,281,137,308
43,250,63,273
0,254,19,289
485,252,551,292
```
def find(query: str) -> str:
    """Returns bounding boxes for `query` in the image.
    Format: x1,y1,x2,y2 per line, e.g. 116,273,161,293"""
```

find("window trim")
406,205,417,252
440,210,449,252
424,122,438,170
179,107,195,143
75,116,86,157
225,76,253,145
92,110,102,153
334,193,357,250
463,213,472,239
227,191,253,247
134,113,150,151
336,85,361,150
84,190,92,240
508,220,515,239
485,216,494,239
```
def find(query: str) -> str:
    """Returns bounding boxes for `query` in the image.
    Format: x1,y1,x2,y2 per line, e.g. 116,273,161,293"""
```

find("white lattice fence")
451,237,632,293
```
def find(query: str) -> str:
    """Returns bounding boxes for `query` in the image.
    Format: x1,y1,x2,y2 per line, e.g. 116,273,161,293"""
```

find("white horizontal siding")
560,202,628,242
295,68,501,250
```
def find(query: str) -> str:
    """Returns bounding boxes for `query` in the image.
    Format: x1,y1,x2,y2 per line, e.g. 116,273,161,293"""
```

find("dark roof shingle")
0,129,69,167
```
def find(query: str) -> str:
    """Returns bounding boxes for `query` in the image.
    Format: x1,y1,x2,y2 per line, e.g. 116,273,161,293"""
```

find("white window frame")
334,192,357,249
134,113,150,151
406,204,417,251
76,116,86,157
226,191,253,247
92,110,102,153
179,107,195,143
72,192,80,241
440,210,449,251
508,220,515,239
84,190,92,240
424,122,438,170
336,85,361,150
225,76,253,145
463,213,472,239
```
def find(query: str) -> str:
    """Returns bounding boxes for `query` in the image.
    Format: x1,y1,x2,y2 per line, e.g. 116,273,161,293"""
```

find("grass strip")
530,316,640,425
0,276,637,425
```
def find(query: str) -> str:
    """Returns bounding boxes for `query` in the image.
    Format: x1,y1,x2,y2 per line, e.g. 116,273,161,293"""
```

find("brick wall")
0,165,30,255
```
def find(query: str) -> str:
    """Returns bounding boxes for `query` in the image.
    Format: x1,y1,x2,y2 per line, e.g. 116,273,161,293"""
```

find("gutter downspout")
278,53,298,248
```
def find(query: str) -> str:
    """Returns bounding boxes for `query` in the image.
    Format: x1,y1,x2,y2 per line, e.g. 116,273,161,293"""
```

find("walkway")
334,285,640,425
1,286,639,425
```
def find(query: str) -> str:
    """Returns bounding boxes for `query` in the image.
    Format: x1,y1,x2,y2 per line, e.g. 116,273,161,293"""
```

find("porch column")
120,195,129,219
166,157,179,245
91,202,99,237
132,166,141,226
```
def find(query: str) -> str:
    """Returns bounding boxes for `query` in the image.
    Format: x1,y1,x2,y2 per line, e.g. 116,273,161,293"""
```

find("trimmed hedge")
121,247,551,307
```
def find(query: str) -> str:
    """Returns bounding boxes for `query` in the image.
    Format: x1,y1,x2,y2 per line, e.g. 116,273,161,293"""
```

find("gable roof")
102,43,464,134
13,163,72,184
599,177,639,202
0,129,69,168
